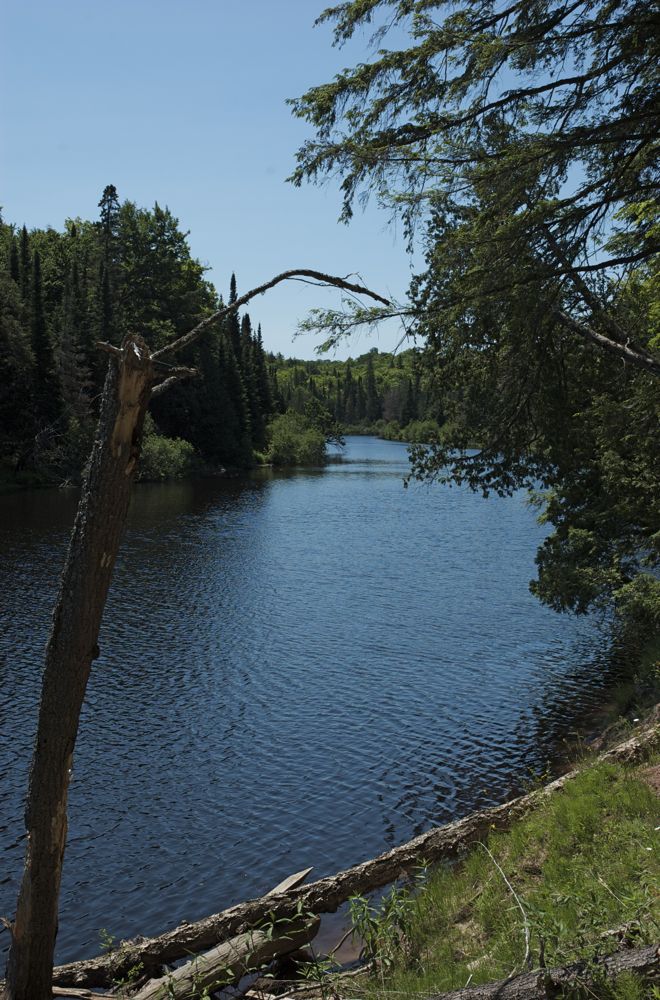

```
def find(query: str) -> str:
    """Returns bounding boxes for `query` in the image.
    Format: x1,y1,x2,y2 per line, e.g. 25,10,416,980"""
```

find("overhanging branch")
553,309,660,376
151,367,199,397
152,270,391,362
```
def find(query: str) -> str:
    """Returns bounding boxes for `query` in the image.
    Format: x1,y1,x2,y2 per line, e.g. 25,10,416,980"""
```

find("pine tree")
31,251,61,427
98,184,120,249
225,273,242,362
0,270,35,464
58,255,92,422
401,378,416,427
240,315,266,449
9,234,20,284
365,351,381,422
19,225,31,302
220,334,253,464
255,323,273,416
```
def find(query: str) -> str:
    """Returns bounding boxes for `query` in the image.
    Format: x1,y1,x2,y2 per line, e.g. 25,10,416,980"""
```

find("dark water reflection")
0,437,617,963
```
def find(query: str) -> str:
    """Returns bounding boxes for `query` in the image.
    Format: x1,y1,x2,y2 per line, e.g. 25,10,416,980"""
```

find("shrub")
137,431,198,481
266,411,327,466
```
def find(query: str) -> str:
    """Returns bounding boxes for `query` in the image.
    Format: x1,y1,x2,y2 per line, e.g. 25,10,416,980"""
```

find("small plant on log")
349,885,417,972
98,928,145,996
296,949,342,1000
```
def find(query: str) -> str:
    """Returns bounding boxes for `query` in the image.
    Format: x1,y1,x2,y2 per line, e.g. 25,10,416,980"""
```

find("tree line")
273,346,441,439
0,186,279,482
0,188,443,485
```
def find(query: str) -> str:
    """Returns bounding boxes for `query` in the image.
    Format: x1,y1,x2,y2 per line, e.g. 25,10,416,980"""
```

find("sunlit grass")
354,760,659,1000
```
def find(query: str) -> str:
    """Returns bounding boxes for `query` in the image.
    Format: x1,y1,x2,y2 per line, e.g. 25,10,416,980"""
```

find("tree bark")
45,723,658,989
5,337,154,1000
132,916,320,1000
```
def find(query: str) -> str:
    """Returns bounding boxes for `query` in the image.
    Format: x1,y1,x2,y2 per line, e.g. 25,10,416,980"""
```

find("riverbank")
317,640,660,1000
336,742,659,1000
26,715,658,997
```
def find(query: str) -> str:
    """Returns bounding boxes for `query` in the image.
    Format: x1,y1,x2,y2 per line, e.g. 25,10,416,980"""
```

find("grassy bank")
340,747,659,1000
331,636,660,1000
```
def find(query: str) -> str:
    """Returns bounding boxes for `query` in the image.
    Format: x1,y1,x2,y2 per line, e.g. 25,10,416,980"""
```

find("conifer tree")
19,225,31,302
225,273,242,362
220,333,253,464
0,270,34,463
401,378,416,426
30,251,61,427
365,351,381,422
9,234,20,284
255,323,273,416
58,255,92,424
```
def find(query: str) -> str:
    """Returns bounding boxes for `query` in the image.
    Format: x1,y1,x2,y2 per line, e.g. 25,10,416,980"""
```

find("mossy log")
40,722,658,990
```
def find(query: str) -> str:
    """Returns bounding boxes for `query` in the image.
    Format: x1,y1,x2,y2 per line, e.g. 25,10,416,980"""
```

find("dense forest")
0,187,439,485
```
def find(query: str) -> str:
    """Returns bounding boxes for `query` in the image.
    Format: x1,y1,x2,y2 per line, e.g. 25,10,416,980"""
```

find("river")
0,436,618,964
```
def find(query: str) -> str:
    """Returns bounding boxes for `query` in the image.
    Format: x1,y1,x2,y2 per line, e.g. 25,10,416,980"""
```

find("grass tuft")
355,759,659,1000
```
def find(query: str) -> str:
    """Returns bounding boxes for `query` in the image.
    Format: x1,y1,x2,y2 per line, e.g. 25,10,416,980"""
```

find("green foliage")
0,193,279,484
355,761,659,1000
379,418,440,443
349,873,427,972
98,926,144,998
269,346,440,434
137,419,198,482
98,926,115,953
614,577,660,644
266,410,327,466
290,0,660,623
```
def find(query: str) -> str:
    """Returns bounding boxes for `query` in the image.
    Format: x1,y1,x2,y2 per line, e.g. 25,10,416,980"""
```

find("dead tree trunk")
5,337,154,1000
4,272,389,1000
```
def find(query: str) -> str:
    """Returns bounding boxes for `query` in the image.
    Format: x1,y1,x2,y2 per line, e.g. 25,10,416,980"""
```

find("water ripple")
0,437,618,964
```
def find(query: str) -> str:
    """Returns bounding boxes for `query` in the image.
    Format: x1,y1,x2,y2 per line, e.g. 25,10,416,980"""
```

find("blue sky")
2,1,414,359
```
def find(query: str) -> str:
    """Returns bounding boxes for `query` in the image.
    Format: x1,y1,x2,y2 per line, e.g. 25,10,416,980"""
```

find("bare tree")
4,270,389,1000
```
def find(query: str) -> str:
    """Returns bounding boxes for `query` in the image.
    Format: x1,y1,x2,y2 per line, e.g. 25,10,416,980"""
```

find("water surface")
0,437,613,963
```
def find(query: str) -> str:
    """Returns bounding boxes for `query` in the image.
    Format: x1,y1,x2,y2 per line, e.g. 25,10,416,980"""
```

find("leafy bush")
137,428,198,481
379,419,441,443
266,411,327,466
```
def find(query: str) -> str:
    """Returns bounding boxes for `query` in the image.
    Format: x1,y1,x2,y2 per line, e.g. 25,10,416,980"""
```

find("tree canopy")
291,0,660,628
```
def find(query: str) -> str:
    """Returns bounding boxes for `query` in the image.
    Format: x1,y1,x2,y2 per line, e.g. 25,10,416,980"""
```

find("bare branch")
95,341,122,358
152,270,391,361
553,309,660,376
151,367,199,397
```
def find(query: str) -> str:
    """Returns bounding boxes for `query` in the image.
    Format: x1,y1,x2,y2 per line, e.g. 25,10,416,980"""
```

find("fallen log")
52,989,108,999
43,722,658,989
132,915,320,1000
425,943,660,1000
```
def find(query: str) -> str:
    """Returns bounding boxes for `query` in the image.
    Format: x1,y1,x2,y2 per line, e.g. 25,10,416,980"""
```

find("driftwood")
425,943,660,1000
132,915,320,1000
52,989,108,1000
44,722,658,989
267,870,314,896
